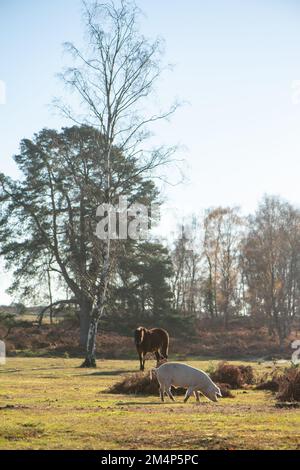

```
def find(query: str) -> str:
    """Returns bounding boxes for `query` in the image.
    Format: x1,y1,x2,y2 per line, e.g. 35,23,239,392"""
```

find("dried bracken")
277,367,300,402
210,362,254,389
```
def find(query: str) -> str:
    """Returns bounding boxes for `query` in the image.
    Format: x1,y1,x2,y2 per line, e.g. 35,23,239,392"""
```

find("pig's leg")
184,387,194,403
159,385,165,402
167,387,175,402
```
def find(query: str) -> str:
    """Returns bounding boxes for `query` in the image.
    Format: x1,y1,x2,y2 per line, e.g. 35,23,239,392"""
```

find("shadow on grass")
0,369,21,374
83,369,137,377
115,400,163,406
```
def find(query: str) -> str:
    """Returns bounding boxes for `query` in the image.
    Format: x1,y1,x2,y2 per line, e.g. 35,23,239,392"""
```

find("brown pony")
134,326,169,371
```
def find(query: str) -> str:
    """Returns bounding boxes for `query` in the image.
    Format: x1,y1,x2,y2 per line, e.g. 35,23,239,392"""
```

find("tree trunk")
81,292,107,368
46,268,53,324
224,292,230,329
80,316,98,368
79,298,92,349
81,255,110,368
224,309,229,330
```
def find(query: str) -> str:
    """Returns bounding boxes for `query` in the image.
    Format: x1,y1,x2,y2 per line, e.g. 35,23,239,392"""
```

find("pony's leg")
142,353,146,371
167,387,175,402
155,351,161,366
161,342,168,359
194,391,200,403
139,352,143,371
184,387,194,403
158,349,165,362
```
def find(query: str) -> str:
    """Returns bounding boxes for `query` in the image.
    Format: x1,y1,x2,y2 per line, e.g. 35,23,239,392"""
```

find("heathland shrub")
210,362,253,389
277,367,300,402
255,366,300,402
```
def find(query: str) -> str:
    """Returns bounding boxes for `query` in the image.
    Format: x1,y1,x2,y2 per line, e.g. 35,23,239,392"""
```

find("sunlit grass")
0,358,299,450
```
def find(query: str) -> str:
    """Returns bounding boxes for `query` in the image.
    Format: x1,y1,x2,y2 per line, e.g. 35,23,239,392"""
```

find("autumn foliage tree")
241,196,300,344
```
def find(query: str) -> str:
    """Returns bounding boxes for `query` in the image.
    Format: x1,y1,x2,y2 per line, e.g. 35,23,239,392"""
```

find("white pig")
151,362,222,403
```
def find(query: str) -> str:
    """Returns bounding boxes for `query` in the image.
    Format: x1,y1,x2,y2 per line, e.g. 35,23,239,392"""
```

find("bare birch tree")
56,0,178,366
241,196,300,344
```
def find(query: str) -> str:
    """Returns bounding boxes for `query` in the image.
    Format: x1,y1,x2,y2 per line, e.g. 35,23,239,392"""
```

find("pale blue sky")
1,0,300,303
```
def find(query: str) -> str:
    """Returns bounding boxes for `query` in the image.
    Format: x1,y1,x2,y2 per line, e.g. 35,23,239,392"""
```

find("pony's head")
134,327,146,346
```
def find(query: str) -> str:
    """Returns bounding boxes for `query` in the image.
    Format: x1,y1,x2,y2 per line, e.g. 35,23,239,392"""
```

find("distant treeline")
103,195,300,344
0,126,299,347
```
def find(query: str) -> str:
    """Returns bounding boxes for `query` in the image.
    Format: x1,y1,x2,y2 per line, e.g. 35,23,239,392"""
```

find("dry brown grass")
210,362,255,389
277,367,300,402
255,366,300,402
255,380,279,392
1,318,296,360
107,372,159,395
238,365,255,384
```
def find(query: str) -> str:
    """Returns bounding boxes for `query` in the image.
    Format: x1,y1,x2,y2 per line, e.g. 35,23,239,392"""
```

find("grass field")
0,358,299,450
